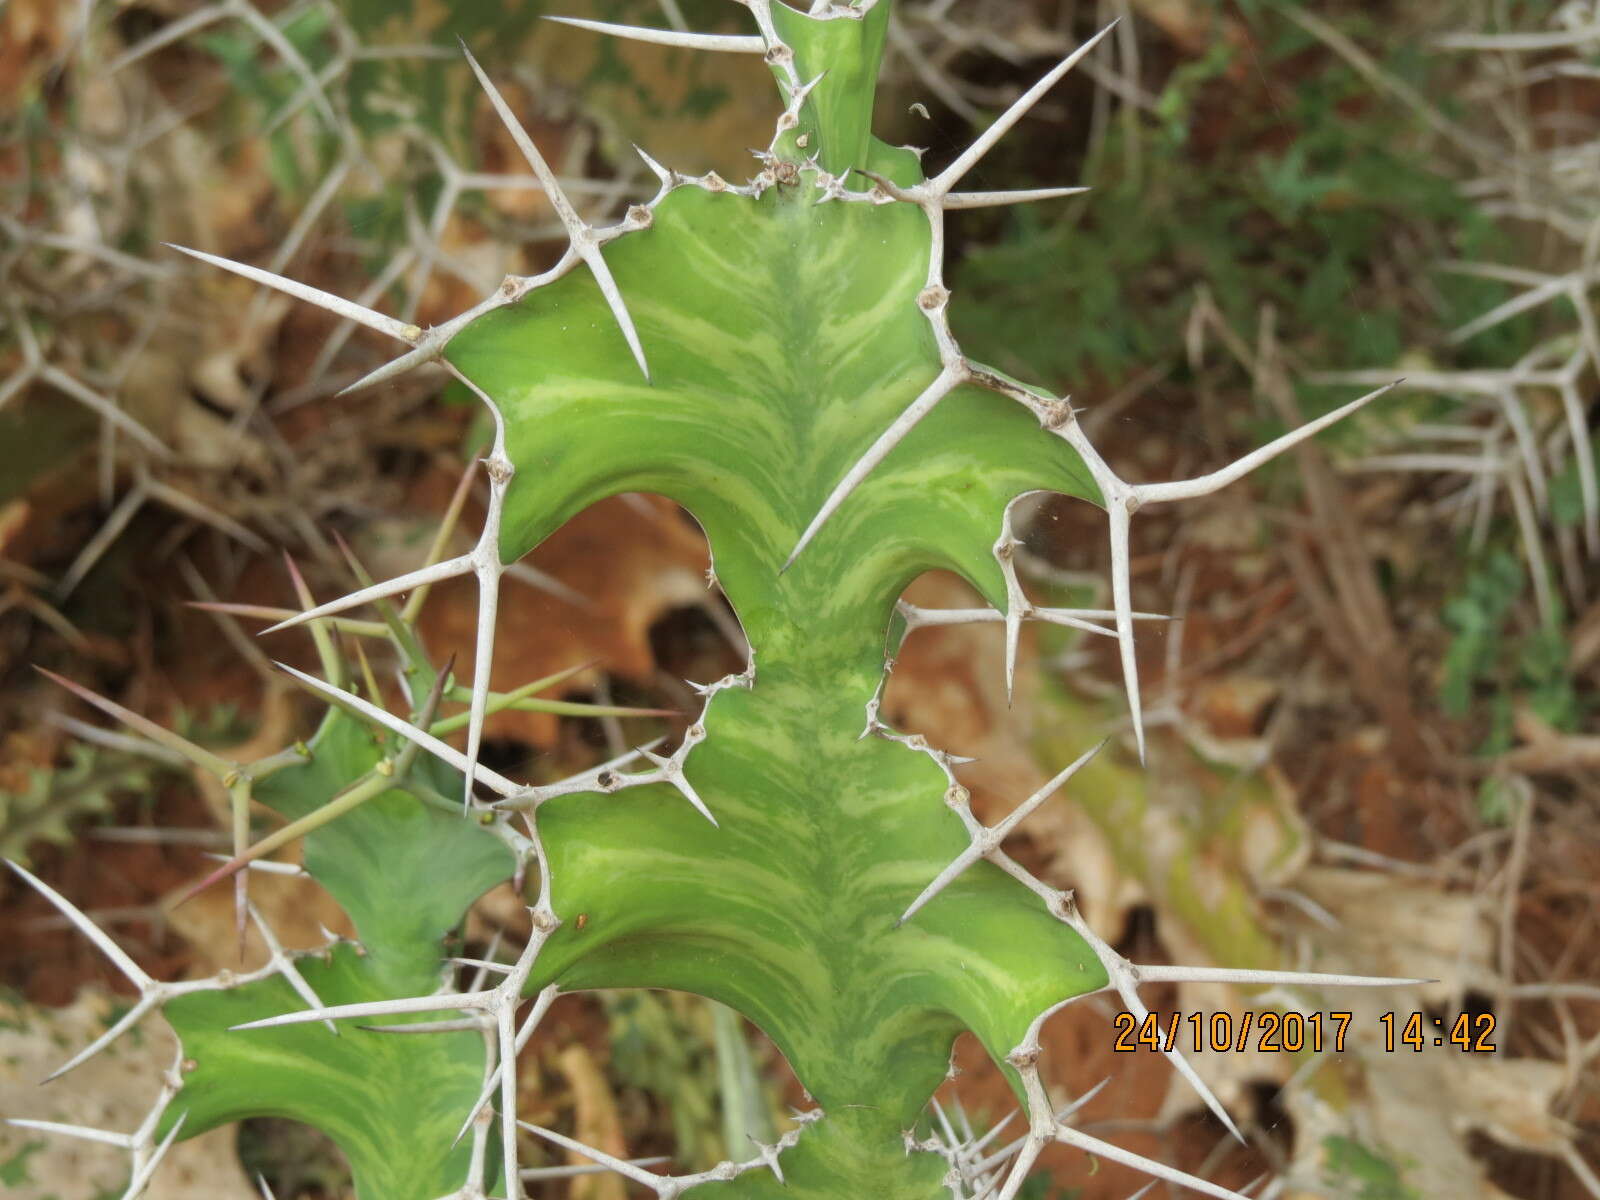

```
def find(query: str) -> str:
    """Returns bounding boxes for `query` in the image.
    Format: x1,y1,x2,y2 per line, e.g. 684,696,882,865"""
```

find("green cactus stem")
7,5,1413,1198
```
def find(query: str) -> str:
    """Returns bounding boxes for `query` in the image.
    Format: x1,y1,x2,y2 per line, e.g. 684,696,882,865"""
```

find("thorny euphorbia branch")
12,5,1438,1197
517,1109,821,1198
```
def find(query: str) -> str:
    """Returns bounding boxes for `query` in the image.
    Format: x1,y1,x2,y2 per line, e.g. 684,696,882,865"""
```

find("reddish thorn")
282,550,312,597
173,857,244,910
33,665,98,704
235,875,248,963
329,529,371,583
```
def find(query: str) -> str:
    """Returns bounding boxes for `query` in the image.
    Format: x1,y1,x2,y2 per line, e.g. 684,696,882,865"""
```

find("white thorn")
5,860,152,991
202,853,306,877
898,603,1165,639
465,931,505,993
273,661,521,798
447,958,512,975
230,990,491,1032
990,1128,1046,1200
334,342,440,396
459,43,650,381
5,1118,133,1148
670,772,718,826
262,555,475,634
1004,601,1023,701
898,840,985,929
106,3,228,73
1134,381,1401,504
1132,986,1242,1141
1133,965,1430,988
990,741,1104,842
974,1090,1097,1175
523,1158,673,1181
785,364,960,571
996,512,1026,701
942,186,1090,210
54,484,150,599
1557,375,1600,555
490,738,668,811
358,1018,488,1035
581,244,650,380
1052,1122,1248,1200
635,144,675,187
441,364,515,813
898,742,1102,926
749,1135,786,1184
232,1,338,129
497,1008,523,1200
545,15,765,52
452,986,558,1147
641,750,718,826
120,1111,187,1200
1433,25,1600,51
517,1122,664,1189
970,1111,1017,1156
1106,497,1146,764
1447,273,1571,343
165,245,421,344
930,23,1117,196
1065,910,1244,1143
462,564,503,810
1058,1076,1111,1120
247,903,337,1034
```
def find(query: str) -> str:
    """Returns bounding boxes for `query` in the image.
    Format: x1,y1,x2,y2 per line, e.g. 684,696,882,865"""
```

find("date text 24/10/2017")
1112,1010,1497,1054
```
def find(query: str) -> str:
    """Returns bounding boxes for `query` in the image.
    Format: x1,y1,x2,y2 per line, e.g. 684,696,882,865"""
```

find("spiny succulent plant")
8,4,1418,1198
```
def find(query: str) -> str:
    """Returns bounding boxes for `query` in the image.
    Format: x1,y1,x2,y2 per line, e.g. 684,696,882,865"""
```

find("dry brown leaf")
410,494,714,750
1296,865,1495,1002
1281,866,1583,1197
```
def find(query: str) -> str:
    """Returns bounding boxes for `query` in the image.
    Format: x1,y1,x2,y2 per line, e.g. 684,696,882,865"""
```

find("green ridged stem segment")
446,149,1106,1200
160,6,1113,1196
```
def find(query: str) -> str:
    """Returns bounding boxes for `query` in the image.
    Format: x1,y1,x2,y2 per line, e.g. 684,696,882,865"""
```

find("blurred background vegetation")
1,0,1597,1196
